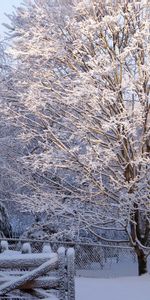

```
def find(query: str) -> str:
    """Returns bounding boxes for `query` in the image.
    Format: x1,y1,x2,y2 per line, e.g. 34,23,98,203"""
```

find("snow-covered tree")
2,0,150,274
0,42,13,238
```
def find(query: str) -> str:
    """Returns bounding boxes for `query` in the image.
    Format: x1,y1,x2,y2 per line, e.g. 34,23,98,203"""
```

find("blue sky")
0,0,22,35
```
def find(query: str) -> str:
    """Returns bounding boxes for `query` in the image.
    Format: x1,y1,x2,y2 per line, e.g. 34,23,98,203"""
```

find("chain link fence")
0,237,142,278
74,243,138,277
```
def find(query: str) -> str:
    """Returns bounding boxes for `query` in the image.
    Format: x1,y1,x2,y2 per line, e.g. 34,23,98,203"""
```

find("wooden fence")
0,240,75,299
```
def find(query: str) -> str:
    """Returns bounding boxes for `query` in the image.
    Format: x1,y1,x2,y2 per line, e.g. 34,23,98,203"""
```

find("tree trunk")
137,250,147,276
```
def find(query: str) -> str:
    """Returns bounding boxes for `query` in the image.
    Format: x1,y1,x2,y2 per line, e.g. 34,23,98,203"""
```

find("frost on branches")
0,43,14,238
2,0,150,274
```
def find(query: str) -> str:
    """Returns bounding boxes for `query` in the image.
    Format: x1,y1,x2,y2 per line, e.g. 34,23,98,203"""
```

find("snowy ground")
75,275,150,300
1,275,150,299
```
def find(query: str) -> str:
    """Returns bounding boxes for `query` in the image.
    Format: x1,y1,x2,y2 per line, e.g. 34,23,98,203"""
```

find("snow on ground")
75,274,150,300
76,259,138,278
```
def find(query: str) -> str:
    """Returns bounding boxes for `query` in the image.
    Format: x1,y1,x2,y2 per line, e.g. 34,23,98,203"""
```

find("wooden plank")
21,276,59,289
0,270,57,277
0,252,57,268
0,276,59,289
31,288,58,299
0,256,58,296
0,270,27,277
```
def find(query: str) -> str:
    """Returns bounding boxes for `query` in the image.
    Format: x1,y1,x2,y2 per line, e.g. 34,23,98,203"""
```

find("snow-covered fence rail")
0,241,75,300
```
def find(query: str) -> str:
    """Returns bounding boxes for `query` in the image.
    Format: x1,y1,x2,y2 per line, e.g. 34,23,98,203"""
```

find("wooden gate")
0,240,75,299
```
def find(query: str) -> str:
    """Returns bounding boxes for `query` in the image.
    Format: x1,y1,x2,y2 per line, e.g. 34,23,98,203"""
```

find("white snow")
22,242,31,254
42,244,52,253
67,247,75,256
0,251,57,269
76,257,138,278
0,241,8,252
75,274,150,300
44,297,58,300
0,251,56,259
57,247,65,255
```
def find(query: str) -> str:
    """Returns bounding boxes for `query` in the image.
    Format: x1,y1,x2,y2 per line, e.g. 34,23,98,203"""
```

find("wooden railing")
0,240,75,299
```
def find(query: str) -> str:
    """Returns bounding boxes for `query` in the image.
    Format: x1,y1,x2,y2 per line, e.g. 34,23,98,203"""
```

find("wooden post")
67,248,75,300
21,242,32,254
58,247,66,300
0,241,8,252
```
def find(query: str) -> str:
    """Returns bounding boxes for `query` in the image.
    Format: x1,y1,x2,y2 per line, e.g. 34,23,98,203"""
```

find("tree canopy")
0,0,150,274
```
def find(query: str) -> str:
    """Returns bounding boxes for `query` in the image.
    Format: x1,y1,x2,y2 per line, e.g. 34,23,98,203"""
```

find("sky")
0,0,22,36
